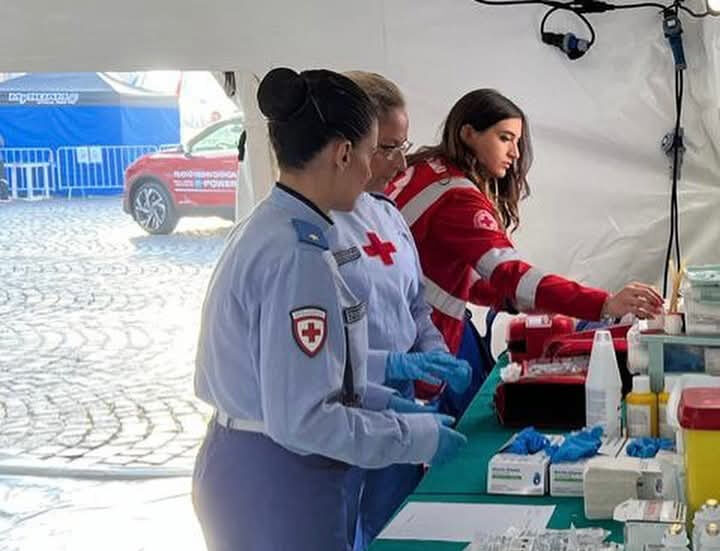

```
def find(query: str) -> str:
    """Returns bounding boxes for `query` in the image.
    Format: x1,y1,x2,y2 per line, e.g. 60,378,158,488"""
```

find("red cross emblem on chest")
362,232,397,265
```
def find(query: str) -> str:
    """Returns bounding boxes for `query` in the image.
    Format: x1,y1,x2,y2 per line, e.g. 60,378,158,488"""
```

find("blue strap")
484,308,499,355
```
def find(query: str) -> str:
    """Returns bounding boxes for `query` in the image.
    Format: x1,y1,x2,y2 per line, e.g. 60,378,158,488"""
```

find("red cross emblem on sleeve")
290,307,327,357
362,232,397,265
473,209,499,231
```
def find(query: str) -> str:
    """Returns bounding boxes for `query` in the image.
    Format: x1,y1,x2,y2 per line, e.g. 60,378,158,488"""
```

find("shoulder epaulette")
291,219,328,250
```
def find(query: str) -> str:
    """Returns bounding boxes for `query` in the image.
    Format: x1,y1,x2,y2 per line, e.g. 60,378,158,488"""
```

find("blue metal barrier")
0,147,55,199
56,145,158,198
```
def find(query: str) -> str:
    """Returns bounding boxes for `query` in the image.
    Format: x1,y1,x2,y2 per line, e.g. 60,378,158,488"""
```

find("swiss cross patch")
290,307,327,357
473,209,499,231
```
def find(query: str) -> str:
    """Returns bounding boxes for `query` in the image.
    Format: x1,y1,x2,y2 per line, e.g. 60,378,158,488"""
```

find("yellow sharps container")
678,387,720,516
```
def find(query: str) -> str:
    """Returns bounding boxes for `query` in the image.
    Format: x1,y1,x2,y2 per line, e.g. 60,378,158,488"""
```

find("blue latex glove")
547,426,603,463
626,437,675,458
434,414,456,427
430,415,467,466
388,395,439,414
386,351,472,393
506,427,550,455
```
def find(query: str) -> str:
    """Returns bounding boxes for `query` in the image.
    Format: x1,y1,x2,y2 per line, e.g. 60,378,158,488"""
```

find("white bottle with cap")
585,330,622,439
694,500,720,550
662,523,690,550
700,522,720,551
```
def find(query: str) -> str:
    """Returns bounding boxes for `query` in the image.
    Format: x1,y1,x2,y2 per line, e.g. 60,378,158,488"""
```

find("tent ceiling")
3,0,386,72
4,0,720,291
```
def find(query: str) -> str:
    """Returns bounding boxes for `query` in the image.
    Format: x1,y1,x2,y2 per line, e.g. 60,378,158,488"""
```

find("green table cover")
370,359,622,550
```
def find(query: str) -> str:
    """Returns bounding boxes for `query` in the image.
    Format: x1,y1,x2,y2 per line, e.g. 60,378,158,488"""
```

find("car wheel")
131,180,178,234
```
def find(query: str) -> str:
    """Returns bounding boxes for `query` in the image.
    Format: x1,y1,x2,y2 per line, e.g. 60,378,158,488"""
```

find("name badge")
343,303,366,324
333,247,361,266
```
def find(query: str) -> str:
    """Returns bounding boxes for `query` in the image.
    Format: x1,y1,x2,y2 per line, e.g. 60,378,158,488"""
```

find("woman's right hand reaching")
601,282,664,320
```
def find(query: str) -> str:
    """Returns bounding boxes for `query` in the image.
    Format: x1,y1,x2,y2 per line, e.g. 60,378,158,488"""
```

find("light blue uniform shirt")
329,192,448,385
194,185,438,468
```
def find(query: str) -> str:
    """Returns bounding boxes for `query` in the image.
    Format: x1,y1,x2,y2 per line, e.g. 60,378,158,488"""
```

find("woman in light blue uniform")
191,67,467,551
331,72,472,551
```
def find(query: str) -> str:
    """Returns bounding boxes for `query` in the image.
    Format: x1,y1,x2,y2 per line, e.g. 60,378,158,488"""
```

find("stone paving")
0,197,232,472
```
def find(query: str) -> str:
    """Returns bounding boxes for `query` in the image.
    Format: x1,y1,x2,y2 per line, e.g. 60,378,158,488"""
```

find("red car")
123,117,243,234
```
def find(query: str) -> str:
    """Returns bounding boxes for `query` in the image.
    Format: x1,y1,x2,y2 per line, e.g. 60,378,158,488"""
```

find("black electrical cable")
662,65,684,296
540,5,597,45
611,2,666,9
473,0,666,10
472,0,566,6
471,0,714,295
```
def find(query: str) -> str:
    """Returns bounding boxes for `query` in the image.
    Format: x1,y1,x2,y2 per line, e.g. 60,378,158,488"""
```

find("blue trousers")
440,311,495,419
346,462,424,551
193,420,353,551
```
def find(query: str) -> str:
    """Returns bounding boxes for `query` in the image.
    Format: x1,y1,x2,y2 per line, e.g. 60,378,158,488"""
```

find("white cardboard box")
613,499,686,551
584,457,665,519
549,434,627,497
487,451,550,496
487,434,562,496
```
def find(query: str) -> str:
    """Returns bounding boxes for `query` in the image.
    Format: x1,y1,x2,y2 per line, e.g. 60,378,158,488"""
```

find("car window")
191,123,243,153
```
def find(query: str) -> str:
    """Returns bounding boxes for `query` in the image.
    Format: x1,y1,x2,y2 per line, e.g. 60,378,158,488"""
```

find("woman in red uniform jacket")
386,88,662,358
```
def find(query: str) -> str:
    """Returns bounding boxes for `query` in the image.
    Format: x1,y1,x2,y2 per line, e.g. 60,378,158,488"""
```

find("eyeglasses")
375,139,413,160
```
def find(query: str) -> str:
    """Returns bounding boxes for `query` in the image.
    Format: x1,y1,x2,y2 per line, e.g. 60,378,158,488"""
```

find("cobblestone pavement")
0,197,233,472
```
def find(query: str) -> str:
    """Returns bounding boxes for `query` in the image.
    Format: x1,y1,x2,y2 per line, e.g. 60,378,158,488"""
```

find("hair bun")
257,68,309,122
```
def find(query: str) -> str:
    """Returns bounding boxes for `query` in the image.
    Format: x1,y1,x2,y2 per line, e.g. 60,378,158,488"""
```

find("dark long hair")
257,67,376,170
408,89,532,232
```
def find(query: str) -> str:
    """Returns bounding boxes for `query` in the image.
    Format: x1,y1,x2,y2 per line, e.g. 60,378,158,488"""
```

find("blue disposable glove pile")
501,426,604,463
546,426,603,463
505,427,550,455
388,395,439,414
430,414,467,466
626,437,675,458
386,350,471,393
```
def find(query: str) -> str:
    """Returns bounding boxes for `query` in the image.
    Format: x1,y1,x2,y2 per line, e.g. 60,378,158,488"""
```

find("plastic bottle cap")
664,522,690,547
708,499,720,508
594,330,612,344
708,523,719,536
632,375,650,393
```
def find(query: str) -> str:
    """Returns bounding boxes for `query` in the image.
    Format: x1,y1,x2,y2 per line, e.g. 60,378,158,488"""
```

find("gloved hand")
388,395,439,414
430,414,467,466
386,351,472,393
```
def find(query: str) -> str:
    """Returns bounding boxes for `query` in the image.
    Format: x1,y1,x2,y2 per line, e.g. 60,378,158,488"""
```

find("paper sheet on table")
377,501,555,542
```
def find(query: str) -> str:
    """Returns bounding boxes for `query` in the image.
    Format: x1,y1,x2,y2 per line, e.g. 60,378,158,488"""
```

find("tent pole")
214,70,276,224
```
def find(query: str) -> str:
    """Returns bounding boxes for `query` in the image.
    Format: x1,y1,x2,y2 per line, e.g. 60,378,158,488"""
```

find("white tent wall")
3,0,719,295
383,2,720,295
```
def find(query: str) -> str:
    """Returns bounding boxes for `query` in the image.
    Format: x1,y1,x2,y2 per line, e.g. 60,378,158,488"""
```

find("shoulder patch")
291,219,328,250
473,209,500,231
290,307,327,357
368,192,397,208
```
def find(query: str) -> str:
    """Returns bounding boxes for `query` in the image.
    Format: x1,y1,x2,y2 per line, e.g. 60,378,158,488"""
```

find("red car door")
171,119,242,208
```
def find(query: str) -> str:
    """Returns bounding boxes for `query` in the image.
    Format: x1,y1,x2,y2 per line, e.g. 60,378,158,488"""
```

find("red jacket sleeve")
430,189,608,321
